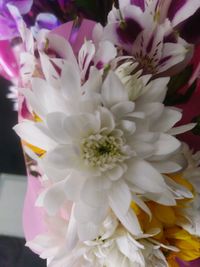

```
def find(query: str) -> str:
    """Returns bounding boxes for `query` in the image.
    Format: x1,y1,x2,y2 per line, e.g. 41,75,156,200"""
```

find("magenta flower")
0,40,19,80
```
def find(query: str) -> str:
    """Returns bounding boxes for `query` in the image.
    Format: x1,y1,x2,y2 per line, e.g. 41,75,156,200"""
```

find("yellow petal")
168,173,194,194
154,204,176,227
144,216,164,240
131,201,141,216
33,112,42,122
167,256,179,267
166,227,200,261
176,248,200,261
23,141,46,156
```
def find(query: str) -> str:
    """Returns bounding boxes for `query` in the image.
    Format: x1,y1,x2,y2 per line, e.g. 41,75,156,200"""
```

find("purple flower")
0,0,33,40
104,0,200,75
31,13,60,36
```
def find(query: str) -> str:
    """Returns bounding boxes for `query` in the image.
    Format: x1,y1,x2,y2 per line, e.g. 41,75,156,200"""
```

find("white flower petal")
151,133,181,160
39,52,59,87
137,77,169,104
109,180,131,216
47,33,77,66
111,101,135,120
61,62,81,99
168,123,196,135
109,181,142,234
151,161,182,174
65,205,78,252
36,181,67,215
138,103,164,121
116,235,145,265
131,194,151,219
119,120,136,135
80,177,109,208
130,142,155,159
151,108,182,132
46,112,69,143
82,67,102,94
106,164,126,181
165,176,194,199
119,208,143,236
102,71,128,107
44,144,81,170
14,122,56,151
23,85,46,119
99,107,115,132
64,173,86,201
126,159,167,193
95,40,117,66
63,114,100,139
39,158,69,181
77,222,100,241
147,191,176,206
78,40,95,80
74,201,108,225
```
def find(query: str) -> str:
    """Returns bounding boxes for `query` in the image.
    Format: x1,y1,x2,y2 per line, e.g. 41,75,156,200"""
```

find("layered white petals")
15,22,195,252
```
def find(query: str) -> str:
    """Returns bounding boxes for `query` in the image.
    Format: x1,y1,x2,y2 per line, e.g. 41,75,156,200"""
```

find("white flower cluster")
14,0,200,266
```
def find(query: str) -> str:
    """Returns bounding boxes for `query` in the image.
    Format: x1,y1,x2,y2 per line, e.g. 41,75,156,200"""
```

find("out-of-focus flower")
0,0,33,40
31,13,60,37
0,40,19,80
7,85,18,110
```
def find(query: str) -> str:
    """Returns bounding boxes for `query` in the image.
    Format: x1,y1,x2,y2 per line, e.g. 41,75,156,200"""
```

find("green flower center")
81,135,123,168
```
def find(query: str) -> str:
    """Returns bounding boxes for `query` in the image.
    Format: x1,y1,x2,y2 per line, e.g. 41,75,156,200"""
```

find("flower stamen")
81,135,124,168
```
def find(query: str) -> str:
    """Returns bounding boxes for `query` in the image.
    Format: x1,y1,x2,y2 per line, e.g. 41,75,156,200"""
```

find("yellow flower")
131,198,200,264
166,227,200,262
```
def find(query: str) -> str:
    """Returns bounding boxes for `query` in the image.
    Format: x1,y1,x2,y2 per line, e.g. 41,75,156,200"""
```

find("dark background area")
0,77,45,266
0,77,25,175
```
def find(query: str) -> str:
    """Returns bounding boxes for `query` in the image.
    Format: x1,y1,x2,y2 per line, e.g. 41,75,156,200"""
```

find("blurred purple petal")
0,0,33,40
35,13,60,30
52,19,97,54
52,20,74,41
0,14,18,40
70,19,96,54
8,0,33,14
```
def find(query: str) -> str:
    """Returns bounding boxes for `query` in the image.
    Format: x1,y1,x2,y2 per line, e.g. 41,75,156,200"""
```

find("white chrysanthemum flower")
14,37,195,242
27,213,170,267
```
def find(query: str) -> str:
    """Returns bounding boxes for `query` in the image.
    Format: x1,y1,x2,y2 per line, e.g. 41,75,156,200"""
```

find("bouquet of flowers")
1,1,200,266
